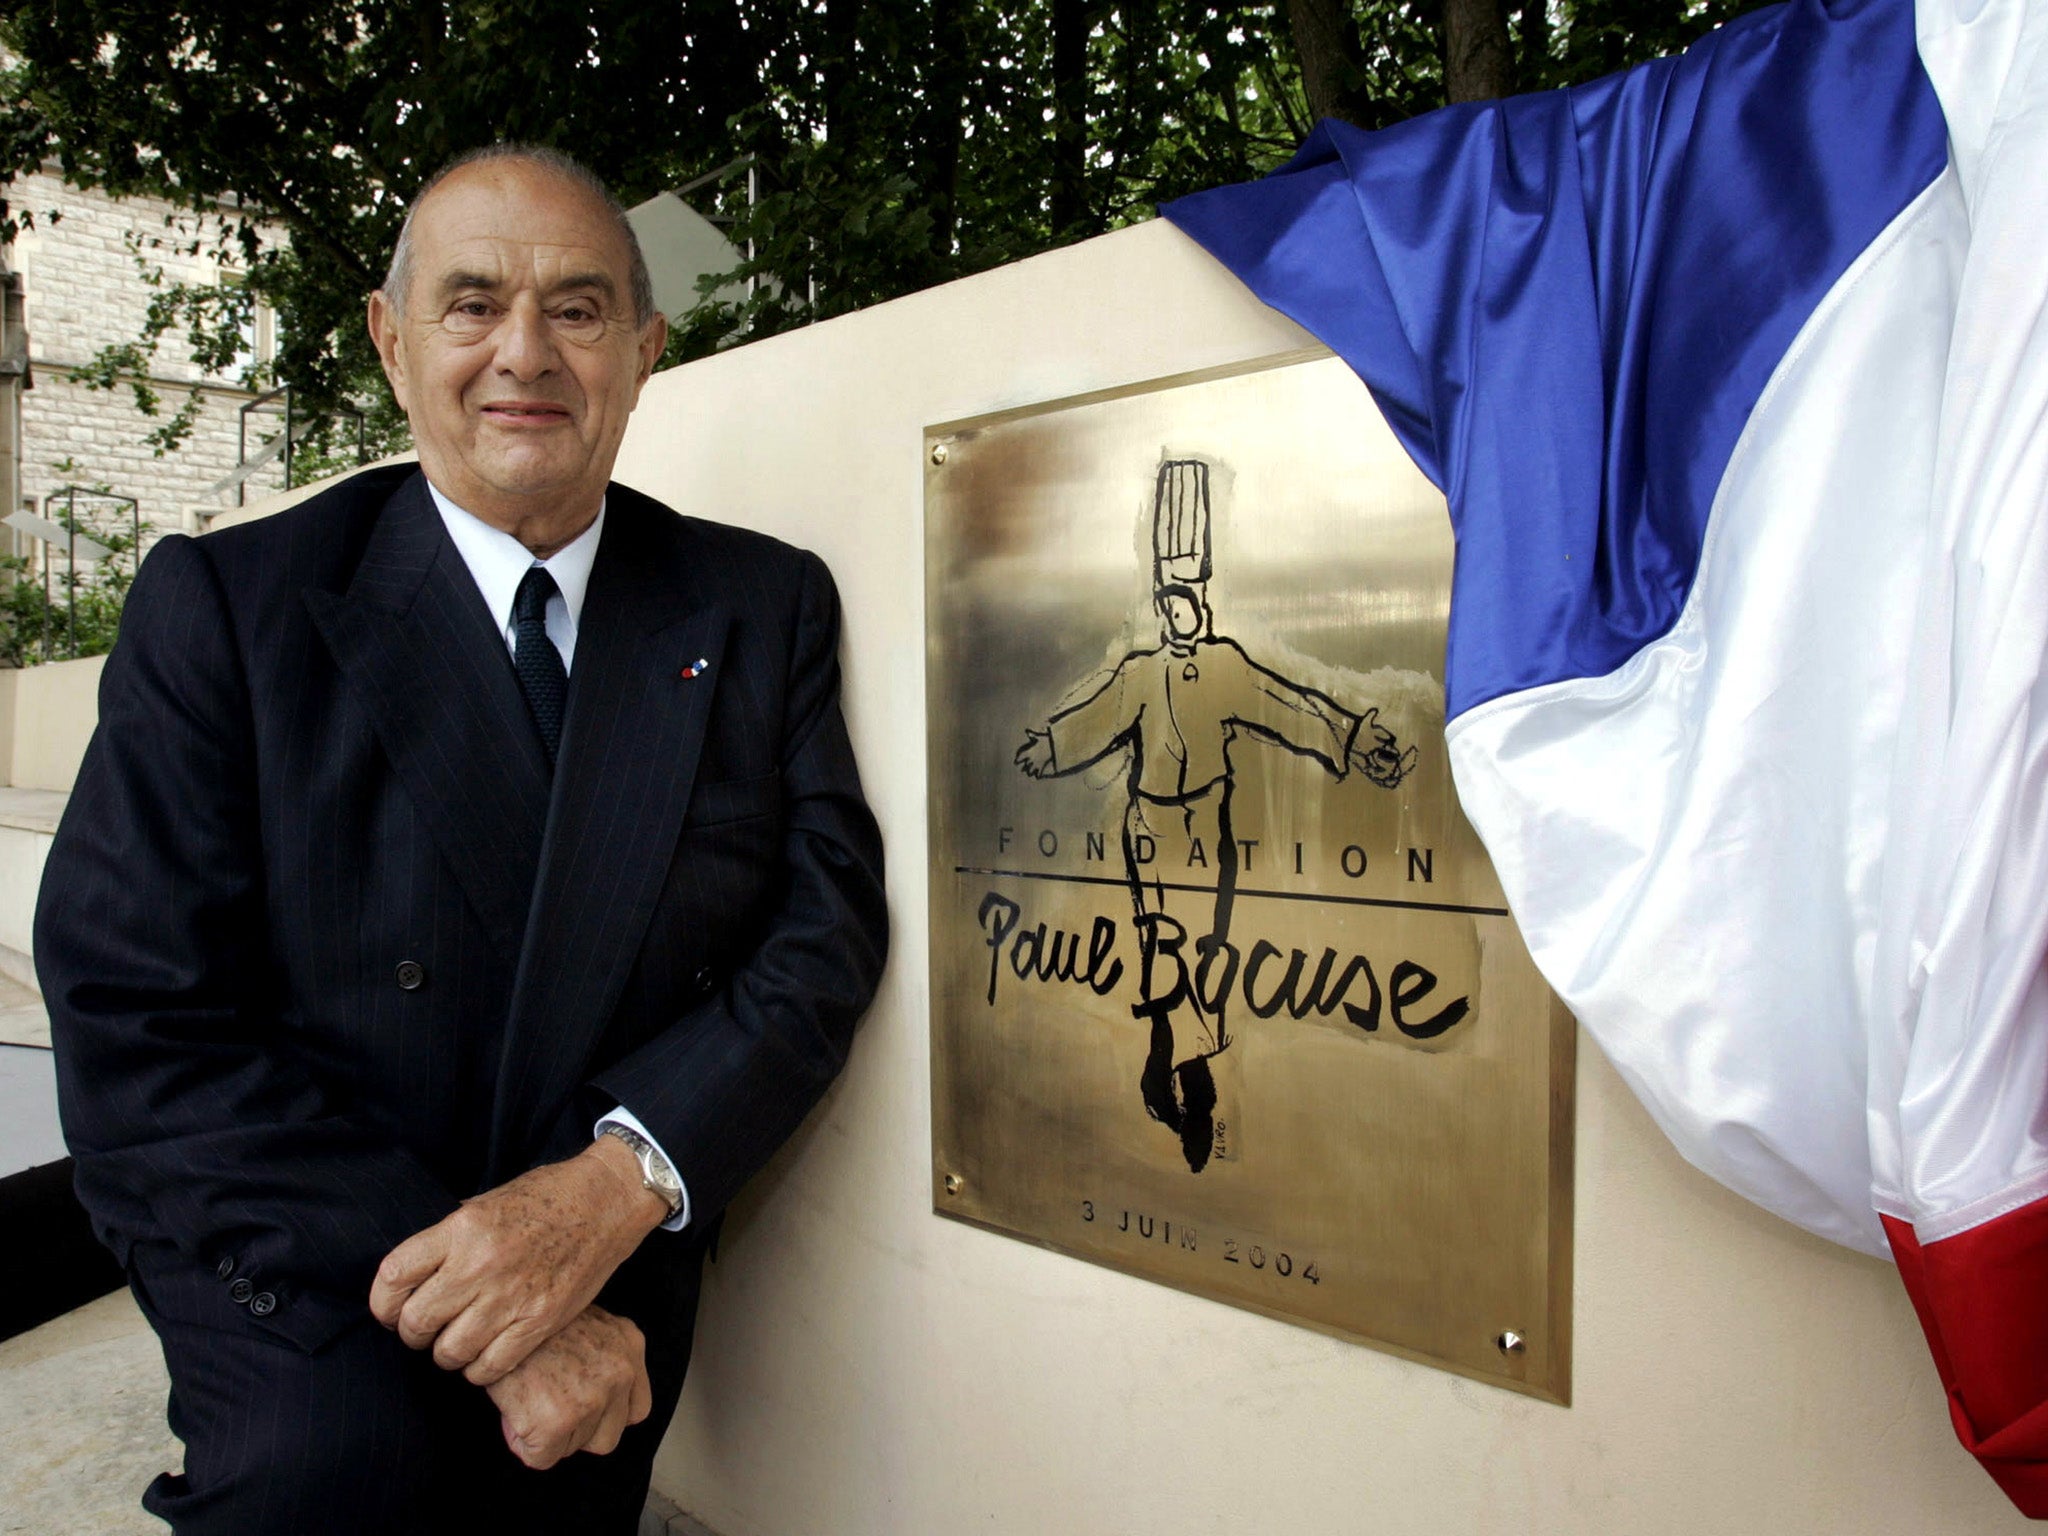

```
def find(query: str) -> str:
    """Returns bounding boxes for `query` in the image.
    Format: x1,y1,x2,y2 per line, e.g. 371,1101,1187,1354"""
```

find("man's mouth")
480,402,572,425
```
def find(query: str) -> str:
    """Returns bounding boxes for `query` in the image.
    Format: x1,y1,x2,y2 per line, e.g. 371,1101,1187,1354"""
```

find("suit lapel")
488,491,732,1170
304,474,551,965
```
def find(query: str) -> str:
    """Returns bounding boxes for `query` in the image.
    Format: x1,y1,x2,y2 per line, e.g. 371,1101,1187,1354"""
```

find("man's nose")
493,296,558,380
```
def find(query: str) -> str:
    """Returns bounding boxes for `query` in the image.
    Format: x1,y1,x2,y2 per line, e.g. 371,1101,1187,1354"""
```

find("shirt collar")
425,479,605,639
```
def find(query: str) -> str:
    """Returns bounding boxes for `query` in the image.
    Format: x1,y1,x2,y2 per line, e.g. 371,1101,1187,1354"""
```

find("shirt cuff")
593,1106,692,1232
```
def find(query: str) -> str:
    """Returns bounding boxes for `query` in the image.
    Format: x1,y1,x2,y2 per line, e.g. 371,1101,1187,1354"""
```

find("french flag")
1164,0,2048,1510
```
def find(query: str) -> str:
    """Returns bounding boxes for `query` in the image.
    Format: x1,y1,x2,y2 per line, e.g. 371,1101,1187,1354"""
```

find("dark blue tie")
512,566,567,764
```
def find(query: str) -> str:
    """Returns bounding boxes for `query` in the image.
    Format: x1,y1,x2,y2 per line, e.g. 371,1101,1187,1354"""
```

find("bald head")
384,144,655,327
365,145,669,551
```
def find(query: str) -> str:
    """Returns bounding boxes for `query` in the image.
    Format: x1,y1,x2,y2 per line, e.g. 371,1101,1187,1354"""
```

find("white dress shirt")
428,481,692,1231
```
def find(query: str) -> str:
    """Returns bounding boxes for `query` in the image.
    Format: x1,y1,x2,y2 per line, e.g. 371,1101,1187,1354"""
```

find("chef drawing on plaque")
1016,459,1416,1173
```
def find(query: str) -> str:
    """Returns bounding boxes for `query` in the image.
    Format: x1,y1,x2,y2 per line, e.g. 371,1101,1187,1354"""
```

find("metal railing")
2,487,140,661
234,388,368,506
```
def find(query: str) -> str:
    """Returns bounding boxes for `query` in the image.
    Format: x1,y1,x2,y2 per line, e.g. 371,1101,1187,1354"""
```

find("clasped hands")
368,1137,670,1469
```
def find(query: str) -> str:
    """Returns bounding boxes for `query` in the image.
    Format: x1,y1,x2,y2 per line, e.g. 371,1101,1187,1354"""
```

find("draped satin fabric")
1166,0,1944,720
1164,0,2048,1510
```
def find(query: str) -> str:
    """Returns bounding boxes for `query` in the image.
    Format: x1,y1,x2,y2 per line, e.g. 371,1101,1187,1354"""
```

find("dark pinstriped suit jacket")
38,465,888,1357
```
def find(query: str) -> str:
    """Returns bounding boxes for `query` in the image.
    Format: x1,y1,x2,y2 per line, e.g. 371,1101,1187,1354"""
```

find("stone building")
1,168,295,563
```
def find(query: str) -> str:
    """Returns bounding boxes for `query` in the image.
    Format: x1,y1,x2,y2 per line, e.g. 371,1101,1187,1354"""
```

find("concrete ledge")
0,788,63,996
208,452,417,532
0,971,44,1046
0,786,68,836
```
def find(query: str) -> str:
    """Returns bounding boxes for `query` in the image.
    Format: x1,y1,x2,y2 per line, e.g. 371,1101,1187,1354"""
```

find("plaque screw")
930,443,949,465
1495,1330,1526,1356
943,1173,963,1196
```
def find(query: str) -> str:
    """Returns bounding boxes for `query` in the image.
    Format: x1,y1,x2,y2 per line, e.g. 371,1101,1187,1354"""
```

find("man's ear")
367,289,410,412
636,311,669,387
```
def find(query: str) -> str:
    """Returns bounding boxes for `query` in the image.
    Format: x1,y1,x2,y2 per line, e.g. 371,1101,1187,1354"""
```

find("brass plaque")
925,353,1573,1402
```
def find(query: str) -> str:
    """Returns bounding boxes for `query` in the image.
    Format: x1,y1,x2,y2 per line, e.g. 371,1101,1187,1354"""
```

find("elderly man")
37,144,888,1533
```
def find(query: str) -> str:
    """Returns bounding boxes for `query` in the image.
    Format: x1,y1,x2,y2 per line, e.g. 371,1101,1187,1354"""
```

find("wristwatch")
596,1121,684,1220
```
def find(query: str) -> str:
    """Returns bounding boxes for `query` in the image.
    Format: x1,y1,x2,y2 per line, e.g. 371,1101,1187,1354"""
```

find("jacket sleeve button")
229,1278,254,1304
396,961,426,991
215,1255,235,1281
692,966,715,996
249,1292,278,1317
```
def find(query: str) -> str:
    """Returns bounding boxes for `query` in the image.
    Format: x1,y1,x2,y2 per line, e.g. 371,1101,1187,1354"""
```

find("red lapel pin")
680,657,710,679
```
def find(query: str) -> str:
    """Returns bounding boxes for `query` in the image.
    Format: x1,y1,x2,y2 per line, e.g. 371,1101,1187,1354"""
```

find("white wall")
0,655,98,991
4,655,103,794
613,219,2024,1535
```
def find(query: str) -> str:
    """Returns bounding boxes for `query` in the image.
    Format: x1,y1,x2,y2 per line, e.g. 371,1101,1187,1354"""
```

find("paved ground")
0,1290,175,1534
0,1289,724,1536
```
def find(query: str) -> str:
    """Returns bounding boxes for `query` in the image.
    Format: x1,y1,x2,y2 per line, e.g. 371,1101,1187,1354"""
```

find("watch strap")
598,1121,683,1218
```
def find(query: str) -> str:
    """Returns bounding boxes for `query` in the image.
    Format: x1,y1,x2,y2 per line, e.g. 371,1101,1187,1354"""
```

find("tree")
691,0,1313,341
1,0,763,461
1283,0,1441,125
1,0,1765,452
1442,0,1514,102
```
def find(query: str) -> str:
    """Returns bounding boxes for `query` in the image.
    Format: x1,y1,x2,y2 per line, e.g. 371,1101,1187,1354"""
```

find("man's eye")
555,304,599,325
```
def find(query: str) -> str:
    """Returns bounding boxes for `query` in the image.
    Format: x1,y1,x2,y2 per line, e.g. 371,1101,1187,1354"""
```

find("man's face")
367,160,667,534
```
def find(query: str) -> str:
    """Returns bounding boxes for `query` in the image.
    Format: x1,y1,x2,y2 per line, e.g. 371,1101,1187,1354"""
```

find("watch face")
641,1146,681,1207
604,1125,679,1209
